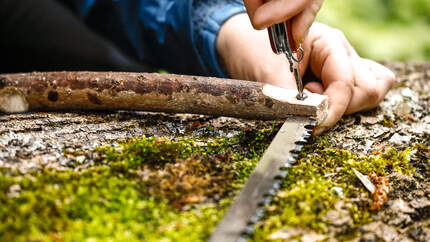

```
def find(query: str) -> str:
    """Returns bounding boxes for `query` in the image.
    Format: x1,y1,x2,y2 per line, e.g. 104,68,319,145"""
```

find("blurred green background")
316,0,430,61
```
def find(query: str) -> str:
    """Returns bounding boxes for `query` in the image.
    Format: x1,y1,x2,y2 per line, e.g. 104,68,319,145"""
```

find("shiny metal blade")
293,64,306,100
208,116,311,242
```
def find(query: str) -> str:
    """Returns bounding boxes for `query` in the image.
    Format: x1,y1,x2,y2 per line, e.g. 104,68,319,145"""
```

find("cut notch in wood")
0,87,29,113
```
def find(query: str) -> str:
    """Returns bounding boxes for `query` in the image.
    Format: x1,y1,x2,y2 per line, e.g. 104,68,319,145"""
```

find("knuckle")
330,28,347,41
339,79,354,91
319,27,346,48
365,86,382,105
309,1,323,17
326,27,352,52
330,80,354,96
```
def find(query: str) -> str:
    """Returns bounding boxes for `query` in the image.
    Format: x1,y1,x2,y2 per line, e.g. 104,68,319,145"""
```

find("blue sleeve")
74,0,246,77
191,0,246,77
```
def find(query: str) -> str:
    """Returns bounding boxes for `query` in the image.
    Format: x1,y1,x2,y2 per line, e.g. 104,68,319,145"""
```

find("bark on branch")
0,72,328,123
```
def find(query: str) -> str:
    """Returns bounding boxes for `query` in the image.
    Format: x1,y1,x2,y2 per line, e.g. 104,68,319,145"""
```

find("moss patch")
0,125,277,241
3,120,417,241
0,167,227,242
252,137,417,241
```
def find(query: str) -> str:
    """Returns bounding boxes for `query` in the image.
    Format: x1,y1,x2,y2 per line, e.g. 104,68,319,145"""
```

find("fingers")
345,58,395,114
307,23,395,135
307,25,355,135
244,0,323,48
304,81,323,94
313,79,353,135
291,0,324,44
244,0,311,29
219,15,394,137
336,35,394,114
243,0,265,27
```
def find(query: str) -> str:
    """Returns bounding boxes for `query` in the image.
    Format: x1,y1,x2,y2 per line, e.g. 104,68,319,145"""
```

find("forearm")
216,13,297,88
191,0,246,77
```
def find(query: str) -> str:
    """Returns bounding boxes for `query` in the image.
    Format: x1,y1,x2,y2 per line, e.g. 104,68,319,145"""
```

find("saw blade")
208,116,316,242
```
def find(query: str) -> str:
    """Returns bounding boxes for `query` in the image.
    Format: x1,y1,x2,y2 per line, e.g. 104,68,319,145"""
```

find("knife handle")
264,0,297,54
267,20,297,55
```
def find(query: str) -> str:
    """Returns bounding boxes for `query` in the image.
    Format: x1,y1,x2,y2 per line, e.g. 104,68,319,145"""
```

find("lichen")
252,136,417,241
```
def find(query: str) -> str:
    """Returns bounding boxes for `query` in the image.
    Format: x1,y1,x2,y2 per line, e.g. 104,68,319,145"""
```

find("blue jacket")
71,0,246,77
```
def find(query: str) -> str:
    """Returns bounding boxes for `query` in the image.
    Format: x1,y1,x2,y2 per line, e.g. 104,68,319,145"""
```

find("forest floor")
0,62,429,241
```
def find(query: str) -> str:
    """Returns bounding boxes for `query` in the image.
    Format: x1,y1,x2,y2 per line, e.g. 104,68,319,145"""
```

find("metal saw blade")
208,116,315,242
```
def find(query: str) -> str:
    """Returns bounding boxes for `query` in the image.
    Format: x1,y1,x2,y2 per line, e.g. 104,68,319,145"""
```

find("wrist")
217,13,260,80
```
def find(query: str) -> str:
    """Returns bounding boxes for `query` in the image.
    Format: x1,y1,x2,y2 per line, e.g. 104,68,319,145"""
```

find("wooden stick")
0,72,328,123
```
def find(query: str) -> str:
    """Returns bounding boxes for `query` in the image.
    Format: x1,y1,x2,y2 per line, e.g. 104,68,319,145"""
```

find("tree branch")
0,72,328,123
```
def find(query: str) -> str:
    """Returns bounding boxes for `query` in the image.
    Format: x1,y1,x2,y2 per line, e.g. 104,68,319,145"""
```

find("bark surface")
0,62,429,241
0,72,328,123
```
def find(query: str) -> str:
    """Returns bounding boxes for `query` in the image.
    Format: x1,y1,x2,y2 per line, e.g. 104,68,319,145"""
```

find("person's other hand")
243,0,324,44
217,14,395,135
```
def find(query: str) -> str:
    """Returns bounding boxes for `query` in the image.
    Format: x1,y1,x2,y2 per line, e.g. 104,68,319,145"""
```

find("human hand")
243,0,324,45
217,14,395,135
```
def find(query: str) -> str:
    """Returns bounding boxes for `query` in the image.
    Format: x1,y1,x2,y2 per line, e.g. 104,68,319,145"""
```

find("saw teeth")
296,134,310,144
295,139,307,145
275,170,288,179
262,196,273,206
305,120,317,128
290,153,299,159
272,181,281,191
290,144,304,154
238,236,249,242
247,209,264,228
287,157,296,164
244,225,254,236
209,117,314,241
302,133,311,140
250,208,263,224
280,162,293,171
265,188,277,197
256,208,264,218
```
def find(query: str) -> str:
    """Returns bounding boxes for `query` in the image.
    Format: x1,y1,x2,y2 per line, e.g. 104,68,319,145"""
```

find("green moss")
63,148,85,157
0,167,227,242
263,178,335,233
91,125,276,187
253,137,417,240
231,123,277,185
92,137,195,169
1,126,277,241
382,116,395,127
7,123,416,241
